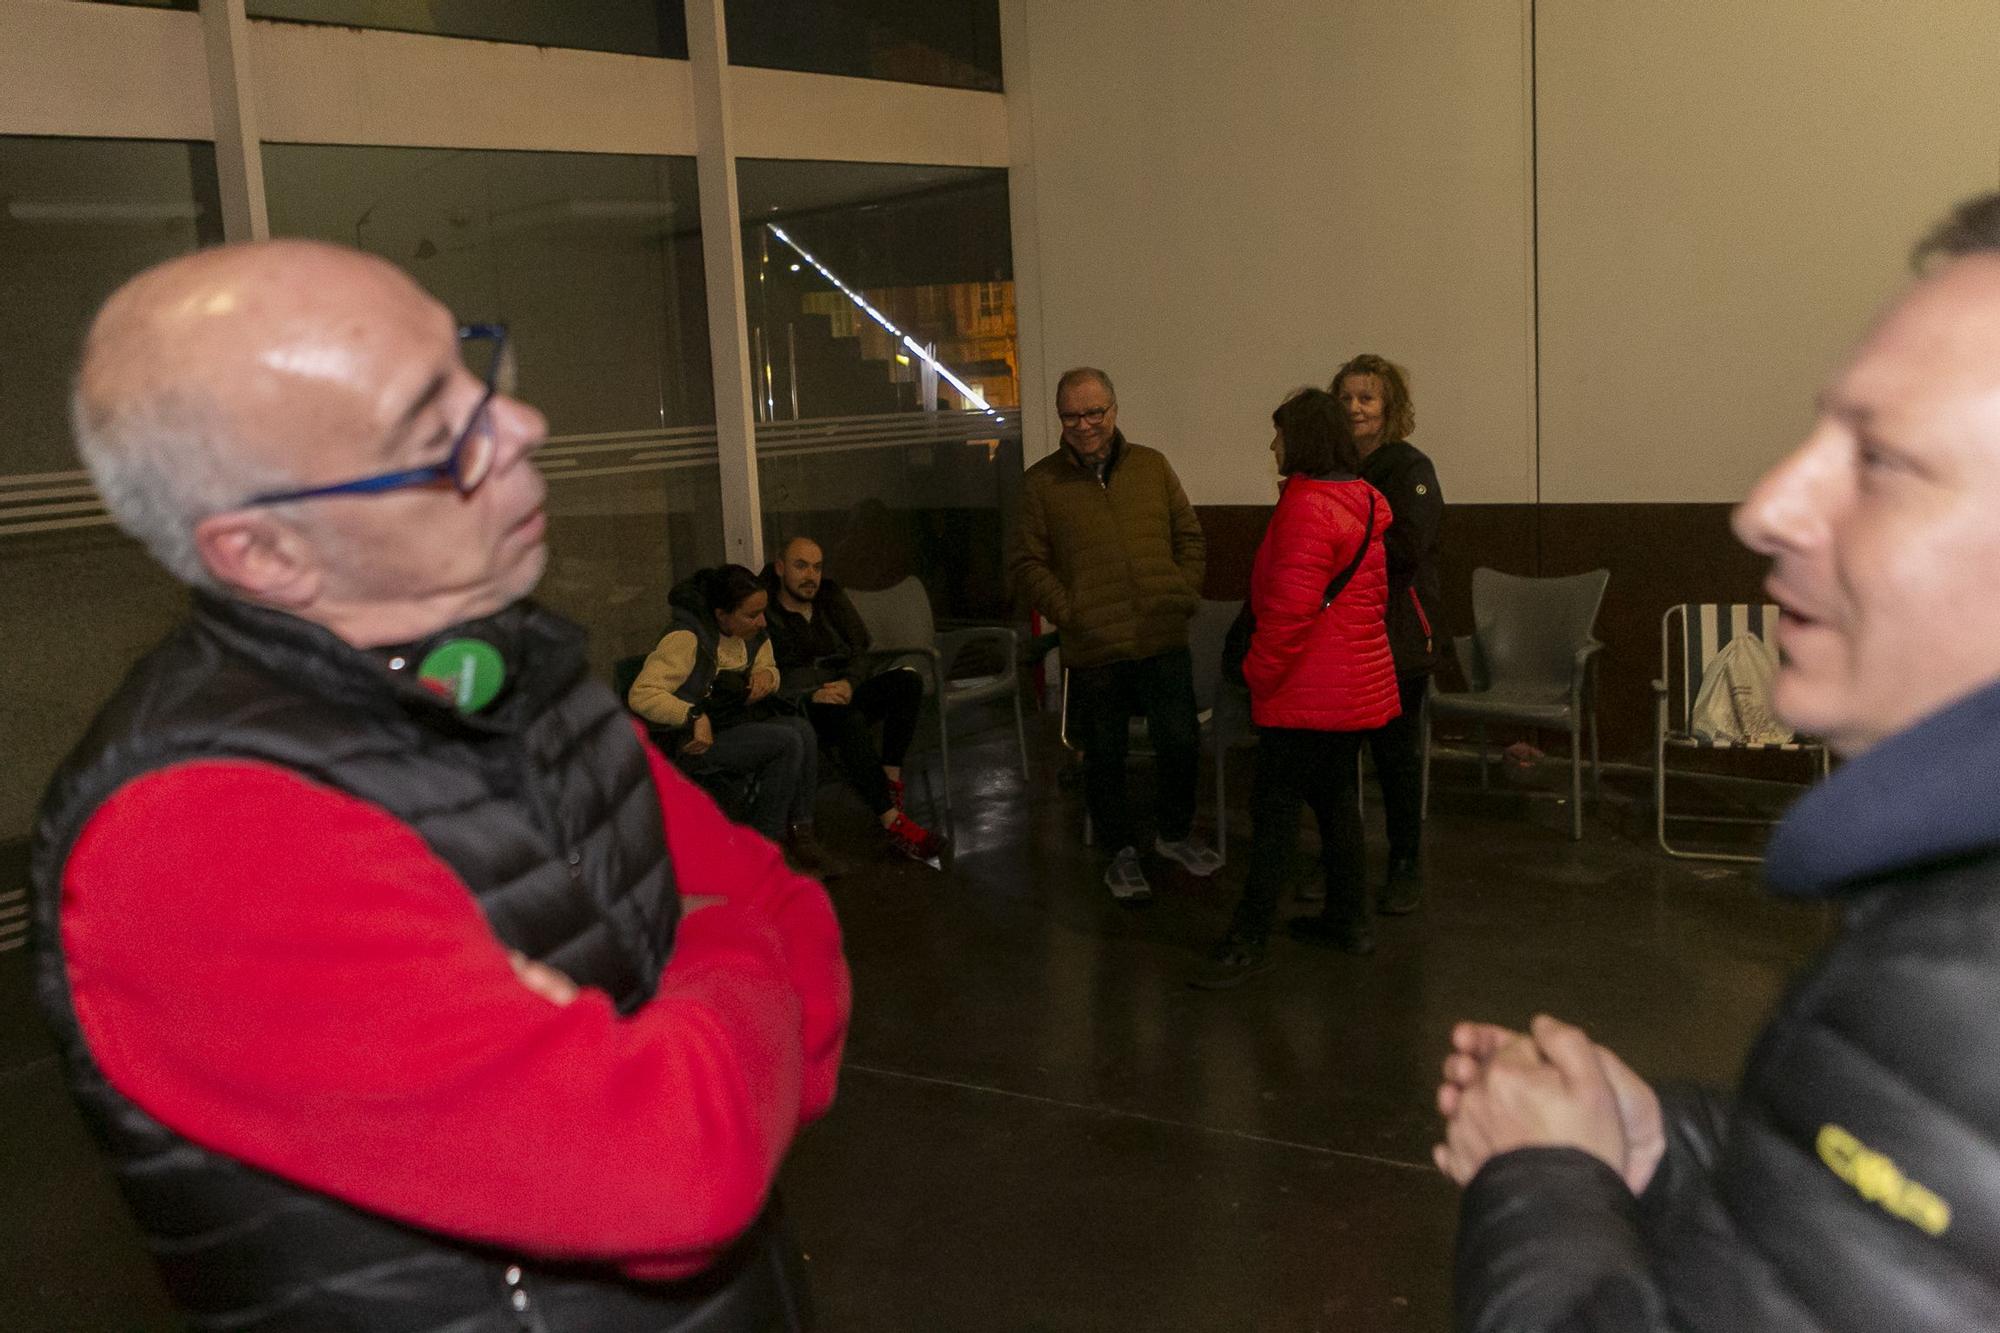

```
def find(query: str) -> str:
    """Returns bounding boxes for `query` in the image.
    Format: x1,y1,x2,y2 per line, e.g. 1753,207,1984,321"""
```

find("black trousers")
1229,726,1368,944
1070,646,1200,852
1366,674,1427,865
805,668,924,817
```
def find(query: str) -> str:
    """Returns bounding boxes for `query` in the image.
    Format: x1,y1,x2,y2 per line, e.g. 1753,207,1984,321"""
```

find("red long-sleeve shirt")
56,728,849,1281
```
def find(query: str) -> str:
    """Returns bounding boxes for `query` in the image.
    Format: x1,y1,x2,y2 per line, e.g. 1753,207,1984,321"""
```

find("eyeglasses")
245,323,514,507
1058,405,1111,428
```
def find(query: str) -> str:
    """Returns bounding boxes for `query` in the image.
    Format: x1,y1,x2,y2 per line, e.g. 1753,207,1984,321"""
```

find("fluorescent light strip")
767,224,1002,418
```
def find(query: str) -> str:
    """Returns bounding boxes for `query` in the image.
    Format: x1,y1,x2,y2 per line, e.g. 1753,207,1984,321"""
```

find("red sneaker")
884,810,946,864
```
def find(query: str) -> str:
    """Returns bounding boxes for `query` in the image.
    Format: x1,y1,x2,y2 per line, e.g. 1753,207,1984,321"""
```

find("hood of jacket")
1766,674,2000,897
667,574,709,624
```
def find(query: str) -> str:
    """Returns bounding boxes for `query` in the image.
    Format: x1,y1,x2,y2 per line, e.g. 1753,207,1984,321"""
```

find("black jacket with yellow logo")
1453,677,2000,1331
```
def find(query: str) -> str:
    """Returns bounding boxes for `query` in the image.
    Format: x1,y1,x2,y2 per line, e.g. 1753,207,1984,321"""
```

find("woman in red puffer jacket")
1194,389,1400,989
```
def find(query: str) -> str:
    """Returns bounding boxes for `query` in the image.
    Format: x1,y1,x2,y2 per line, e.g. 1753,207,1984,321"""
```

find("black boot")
1379,854,1424,916
1287,915,1376,955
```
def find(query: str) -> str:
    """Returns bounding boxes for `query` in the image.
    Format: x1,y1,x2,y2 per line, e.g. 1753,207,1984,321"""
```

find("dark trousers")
805,668,924,817
1366,674,1427,865
1229,727,1368,944
1071,646,1200,852
682,716,817,842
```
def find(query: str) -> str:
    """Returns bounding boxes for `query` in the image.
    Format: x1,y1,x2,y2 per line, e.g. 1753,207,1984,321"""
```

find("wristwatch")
684,703,706,726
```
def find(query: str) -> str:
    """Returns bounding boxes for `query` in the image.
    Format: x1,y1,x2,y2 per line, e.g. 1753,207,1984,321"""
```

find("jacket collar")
192,591,584,737
1766,674,2000,897
1062,430,1127,477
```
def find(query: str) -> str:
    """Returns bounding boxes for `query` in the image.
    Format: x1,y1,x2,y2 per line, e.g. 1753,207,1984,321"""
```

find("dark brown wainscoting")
1195,502,1773,762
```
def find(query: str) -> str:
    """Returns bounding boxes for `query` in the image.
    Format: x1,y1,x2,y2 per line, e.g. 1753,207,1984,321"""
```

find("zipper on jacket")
1409,587,1433,653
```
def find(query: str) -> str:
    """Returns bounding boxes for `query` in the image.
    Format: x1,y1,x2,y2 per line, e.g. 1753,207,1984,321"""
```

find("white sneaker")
1104,846,1152,903
1154,835,1224,878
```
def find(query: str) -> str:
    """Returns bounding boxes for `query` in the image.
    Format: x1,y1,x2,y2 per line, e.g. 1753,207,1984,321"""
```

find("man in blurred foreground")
33,239,847,1331
1437,193,2000,1330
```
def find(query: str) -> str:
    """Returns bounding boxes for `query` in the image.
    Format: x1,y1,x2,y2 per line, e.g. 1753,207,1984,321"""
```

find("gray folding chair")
1422,568,1609,840
1655,602,1830,862
845,577,1029,838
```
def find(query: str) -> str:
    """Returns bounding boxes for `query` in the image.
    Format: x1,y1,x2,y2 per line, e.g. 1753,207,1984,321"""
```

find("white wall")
1535,0,2000,503
1011,0,2000,507
1013,0,1536,504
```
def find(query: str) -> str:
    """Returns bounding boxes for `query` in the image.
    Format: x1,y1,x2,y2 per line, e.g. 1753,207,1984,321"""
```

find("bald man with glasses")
32,240,845,1332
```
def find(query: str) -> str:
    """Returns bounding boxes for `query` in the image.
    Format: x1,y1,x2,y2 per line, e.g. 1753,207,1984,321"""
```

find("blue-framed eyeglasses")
245,323,513,507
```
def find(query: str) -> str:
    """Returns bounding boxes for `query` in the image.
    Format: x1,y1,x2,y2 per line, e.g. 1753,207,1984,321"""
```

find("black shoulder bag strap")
1320,492,1378,609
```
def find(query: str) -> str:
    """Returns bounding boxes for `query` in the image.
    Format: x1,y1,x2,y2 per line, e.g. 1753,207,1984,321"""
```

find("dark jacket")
1358,439,1443,677
31,593,807,1333
759,567,873,704
626,576,783,756
1454,677,2000,1332
1244,474,1399,732
1011,432,1206,669
663,574,772,720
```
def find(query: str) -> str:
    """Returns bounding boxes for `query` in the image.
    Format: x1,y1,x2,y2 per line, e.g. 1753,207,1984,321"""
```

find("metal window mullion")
198,0,269,243
686,0,764,568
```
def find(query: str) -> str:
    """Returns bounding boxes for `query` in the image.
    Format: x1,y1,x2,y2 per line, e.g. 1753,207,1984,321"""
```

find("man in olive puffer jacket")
1012,367,1222,902
1434,192,2000,1332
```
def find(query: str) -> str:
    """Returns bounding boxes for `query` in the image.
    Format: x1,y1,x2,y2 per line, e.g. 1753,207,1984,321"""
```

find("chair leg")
1590,703,1602,795
1416,693,1430,824
1477,724,1490,790
1355,747,1365,822
1011,685,1031,782
1419,703,1432,820
933,669,954,842
1656,718,1671,857
1216,747,1228,862
1569,718,1584,841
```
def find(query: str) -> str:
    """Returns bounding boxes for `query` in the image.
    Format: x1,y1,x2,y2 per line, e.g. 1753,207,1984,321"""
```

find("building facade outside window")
0,134,225,839
726,0,1001,92
737,159,1020,619
264,143,721,674
246,0,689,58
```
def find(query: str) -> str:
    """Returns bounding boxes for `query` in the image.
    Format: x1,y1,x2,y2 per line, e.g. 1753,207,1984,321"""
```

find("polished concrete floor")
0,720,1833,1331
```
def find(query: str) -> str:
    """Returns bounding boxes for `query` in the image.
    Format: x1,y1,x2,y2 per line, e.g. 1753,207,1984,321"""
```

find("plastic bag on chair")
1690,635,1793,745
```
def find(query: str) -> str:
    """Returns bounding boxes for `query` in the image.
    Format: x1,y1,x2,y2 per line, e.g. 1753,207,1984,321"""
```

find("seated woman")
1194,388,1399,989
628,564,840,877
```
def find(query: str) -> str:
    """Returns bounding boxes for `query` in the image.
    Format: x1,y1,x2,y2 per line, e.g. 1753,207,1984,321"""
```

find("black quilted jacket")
1455,678,2000,1331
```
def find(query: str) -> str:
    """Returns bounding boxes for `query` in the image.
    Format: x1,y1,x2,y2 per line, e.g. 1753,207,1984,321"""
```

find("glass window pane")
265,143,720,674
738,160,1019,623
727,0,1001,92
246,0,688,59
0,135,224,840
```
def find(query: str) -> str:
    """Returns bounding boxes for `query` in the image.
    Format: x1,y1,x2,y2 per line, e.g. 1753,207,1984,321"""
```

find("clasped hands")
1434,1015,1665,1196
811,679,854,706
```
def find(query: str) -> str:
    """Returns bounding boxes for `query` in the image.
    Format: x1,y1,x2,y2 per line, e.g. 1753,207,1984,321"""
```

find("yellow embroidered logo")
1815,1124,1951,1237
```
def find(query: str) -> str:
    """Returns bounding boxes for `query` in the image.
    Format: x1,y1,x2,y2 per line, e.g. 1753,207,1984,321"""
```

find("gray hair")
1913,191,2000,269
1055,366,1116,405
71,369,283,591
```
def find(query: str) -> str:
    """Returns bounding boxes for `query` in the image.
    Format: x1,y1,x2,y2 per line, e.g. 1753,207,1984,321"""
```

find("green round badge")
417,638,506,712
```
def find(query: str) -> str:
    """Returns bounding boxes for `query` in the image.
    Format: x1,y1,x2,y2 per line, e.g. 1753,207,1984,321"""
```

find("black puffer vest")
663,580,770,717
31,594,809,1333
